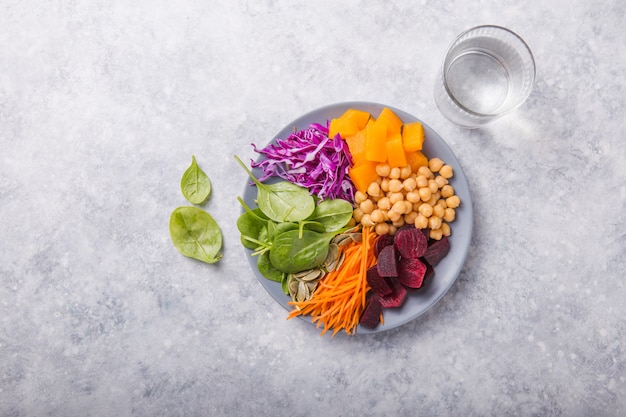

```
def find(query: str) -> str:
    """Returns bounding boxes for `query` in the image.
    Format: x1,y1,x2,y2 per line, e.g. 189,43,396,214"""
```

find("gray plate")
241,102,473,334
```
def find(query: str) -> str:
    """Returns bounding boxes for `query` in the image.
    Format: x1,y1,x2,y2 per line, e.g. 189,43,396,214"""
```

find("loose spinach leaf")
234,155,315,222
269,229,336,274
170,206,223,264
181,156,212,205
307,199,354,232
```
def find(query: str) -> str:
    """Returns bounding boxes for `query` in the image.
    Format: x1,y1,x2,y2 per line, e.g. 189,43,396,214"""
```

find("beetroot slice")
398,257,428,289
366,266,393,297
359,296,382,328
394,227,428,259
374,233,395,258
423,235,450,266
378,277,407,308
376,245,399,277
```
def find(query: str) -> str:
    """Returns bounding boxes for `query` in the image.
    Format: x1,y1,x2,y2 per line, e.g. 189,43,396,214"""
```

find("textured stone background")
1,1,624,416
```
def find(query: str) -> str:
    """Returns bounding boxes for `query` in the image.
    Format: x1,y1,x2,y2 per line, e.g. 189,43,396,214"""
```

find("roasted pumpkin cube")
376,107,403,136
364,120,388,162
402,121,424,152
386,132,407,168
349,161,379,194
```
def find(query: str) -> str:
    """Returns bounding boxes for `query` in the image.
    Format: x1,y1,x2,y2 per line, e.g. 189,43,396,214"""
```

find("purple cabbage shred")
251,122,355,202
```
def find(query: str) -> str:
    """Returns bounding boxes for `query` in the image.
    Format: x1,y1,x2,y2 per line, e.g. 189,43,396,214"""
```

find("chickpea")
387,209,402,222
403,200,414,214
428,215,442,230
391,200,406,214
375,222,390,236
404,211,418,225
429,157,445,173
441,185,455,198
406,189,421,203
354,190,368,204
414,213,429,229
416,175,428,188
400,165,412,179
441,222,451,236
391,217,404,228
375,163,391,177
360,199,374,214
389,167,401,179
418,203,433,218
434,175,448,188
380,178,390,193
371,209,385,224
389,192,404,205
392,217,405,228
388,225,398,236
381,209,390,221
437,198,448,209
439,164,453,179
403,177,417,192
412,202,422,212
433,203,445,218
367,181,381,198
428,179,439,194
353,208,364,222
446,195,461,209
361,213,375,227
377,196,391,210
418,187,432,202
443,207,456,222
417,165,434,179
388,179,404,193
429,228,443,240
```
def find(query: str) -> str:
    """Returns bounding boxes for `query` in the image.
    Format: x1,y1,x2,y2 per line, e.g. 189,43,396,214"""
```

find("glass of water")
434,25,536,128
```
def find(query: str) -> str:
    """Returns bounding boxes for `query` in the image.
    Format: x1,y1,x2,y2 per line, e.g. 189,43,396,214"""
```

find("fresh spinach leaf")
269,229,336,274
181,156,212,205
234,155,315,222
257,251,285,283
307,199,354,232
170,206,223,264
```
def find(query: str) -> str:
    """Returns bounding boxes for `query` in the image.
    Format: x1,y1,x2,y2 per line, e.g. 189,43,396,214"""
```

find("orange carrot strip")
286,227,379,336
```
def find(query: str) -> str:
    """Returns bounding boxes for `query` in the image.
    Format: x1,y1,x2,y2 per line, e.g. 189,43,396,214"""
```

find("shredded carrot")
287,226,379,336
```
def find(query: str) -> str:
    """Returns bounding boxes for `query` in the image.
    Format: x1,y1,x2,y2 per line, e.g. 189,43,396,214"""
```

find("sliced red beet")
376,245,399,277
398,257,428,289
359,296,382,328
374,233,395,258
422,235,450,266
394,227,428,259
378,277,407,308
366,266,393,297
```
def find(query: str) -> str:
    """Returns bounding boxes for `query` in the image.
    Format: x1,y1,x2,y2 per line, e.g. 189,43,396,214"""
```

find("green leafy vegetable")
306,199,354,232
269,229,336,274
181,156,212,205
234,155,315,222
170,206,223,264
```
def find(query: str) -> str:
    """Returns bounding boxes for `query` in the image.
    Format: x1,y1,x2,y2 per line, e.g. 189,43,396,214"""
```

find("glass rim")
440,24,536,118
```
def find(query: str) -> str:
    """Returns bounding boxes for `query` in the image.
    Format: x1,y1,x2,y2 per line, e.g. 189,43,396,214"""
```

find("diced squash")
364,120,388,162
342,109,371,131
349,161,379,193
329,117,358,139
345,130,367,165
402,121,424,152
329,109,371,139
376,107,403,136
406,151,429,172
386,132,407,168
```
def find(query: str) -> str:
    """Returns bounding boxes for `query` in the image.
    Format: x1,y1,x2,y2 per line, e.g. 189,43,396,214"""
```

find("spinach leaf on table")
181,156,212,205
170,206,223,264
